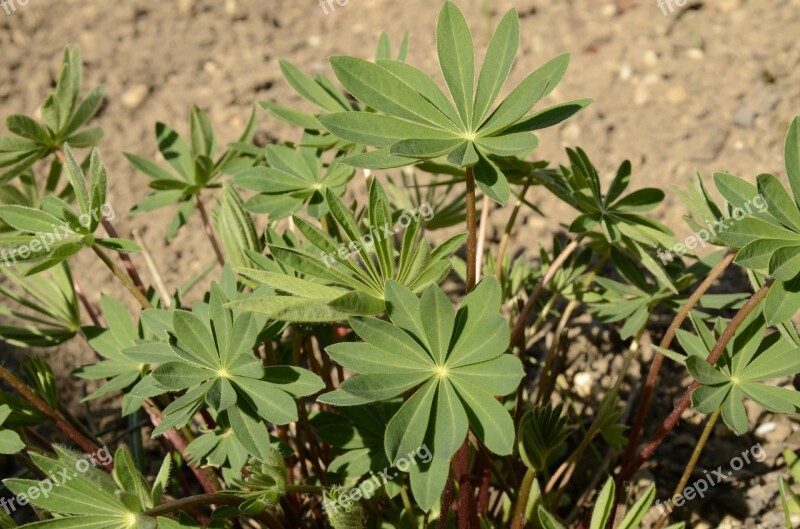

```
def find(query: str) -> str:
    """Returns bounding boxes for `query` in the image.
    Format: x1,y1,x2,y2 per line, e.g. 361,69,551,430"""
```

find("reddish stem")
621,251,734,470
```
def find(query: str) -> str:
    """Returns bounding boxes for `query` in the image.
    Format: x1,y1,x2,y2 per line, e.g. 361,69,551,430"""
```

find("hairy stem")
654,407,721,529
621,250,734,468
196,193,225,266
92,245,153,309
0,364,105,465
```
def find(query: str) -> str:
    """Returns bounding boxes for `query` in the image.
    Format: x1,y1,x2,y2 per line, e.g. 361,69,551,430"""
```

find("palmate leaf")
686,310,800,435
234,144,354,219
3,446,164,529
128,107,259,238
0,146,139,274
319,277,522,510
0,46,104,188
318,1,587,205
145,283,322,457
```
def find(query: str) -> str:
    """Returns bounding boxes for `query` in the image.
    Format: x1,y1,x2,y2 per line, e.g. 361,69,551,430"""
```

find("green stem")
510,469,536,529
400,484,417,527
654,407,721,529
92,245,153,309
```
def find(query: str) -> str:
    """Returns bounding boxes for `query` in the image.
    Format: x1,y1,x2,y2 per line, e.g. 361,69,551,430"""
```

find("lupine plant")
0,2,798,529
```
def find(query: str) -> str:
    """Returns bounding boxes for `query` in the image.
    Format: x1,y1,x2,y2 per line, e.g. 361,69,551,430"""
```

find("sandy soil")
1,0,799,527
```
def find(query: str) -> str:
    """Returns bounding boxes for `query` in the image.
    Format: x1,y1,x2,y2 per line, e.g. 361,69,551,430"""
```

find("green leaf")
420,284,455,364
473,151,510,204
339,371,431,401
62,144,90,215
757,172,800,231
507,99,592,133
765,278,800,324
451,377,515,454
476,133,538,156
433,379,468,457
0,205,65,233
233,377,298,424
320,112,456,148
152,362,212,390
538,506,567,529
436,1,474,127
172,310,219,369
6,115,50,144
155,122,193,180
376,60,462,128
279,60,344,113
329,56,457,131
472,8,519,127
189,105,216,158
384,378,437,462
618,484,656,529
478,53,570,134
88,150,107,228
769,245,800,281
686,356,729,385
63,85,105,138
390,138,463,159
784,116,800,208
589,478,614,529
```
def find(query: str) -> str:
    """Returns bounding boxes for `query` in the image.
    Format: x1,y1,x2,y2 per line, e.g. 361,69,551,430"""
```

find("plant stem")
142,493,244,517
101,219,148,294
654,407,721,529
495,179,533,282
196,193,225,266
0,364,105,464
465,167,478,292
73,277,102,326
92,245,153,309
535,257,606,405
142,398,220,494
510,237,582,349
548,330,643,507
510,468,535,529
132,228,172,307
453,166,481,528
475,195,490,283
400,484,417,527
621,250,734,469
617,281,769,484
